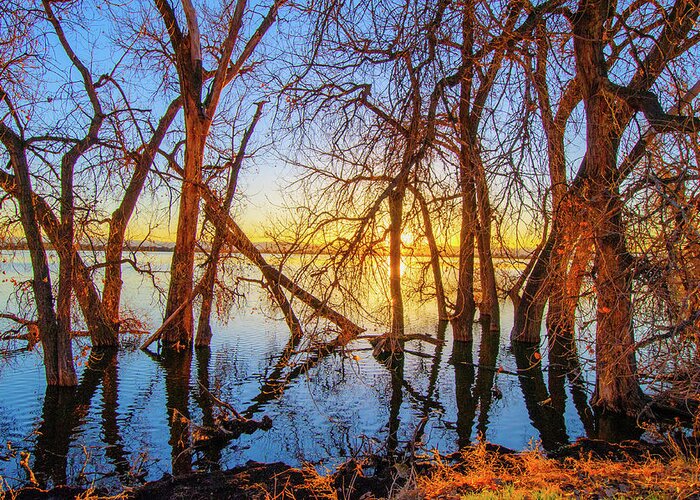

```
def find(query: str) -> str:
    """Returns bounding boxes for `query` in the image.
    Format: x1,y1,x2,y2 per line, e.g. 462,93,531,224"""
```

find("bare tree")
195,101,265,346
154,0,287,348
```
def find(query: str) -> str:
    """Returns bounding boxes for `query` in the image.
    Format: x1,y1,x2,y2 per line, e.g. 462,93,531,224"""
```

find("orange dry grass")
299,464,336,499
412,444,700,499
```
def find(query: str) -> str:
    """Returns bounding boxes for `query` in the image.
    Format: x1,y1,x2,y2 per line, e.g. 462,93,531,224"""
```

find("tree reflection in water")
450,319,501,448
34,348,124,488
451,338,475,448
161,348,193,476
17,311,607,488
193,347,222,471
513,343,569,451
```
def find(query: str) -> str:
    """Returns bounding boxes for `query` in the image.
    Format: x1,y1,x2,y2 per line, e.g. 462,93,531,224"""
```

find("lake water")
0,251,626,492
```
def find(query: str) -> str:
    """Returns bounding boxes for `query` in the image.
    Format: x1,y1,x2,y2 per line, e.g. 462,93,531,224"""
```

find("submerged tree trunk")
0,168,118,347
522,35,582,346
510,233,555,343
474,159,499,330
0,126,77,386
162,115,208,348
102,225,126,329
194,241,218,347
452,17,477,341
387,186,405,352
103,98,181,328
56,152,75,383
55,105,87,381
451,165,477,341
196,102,264,347
156,0,285,349
573,0,642,414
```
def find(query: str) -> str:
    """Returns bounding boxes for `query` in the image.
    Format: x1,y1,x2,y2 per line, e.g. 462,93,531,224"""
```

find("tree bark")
387,186,405,352
162,114,208,347
43,0,107,361
521,34,582,346
546,237,593,343
451,162,478,341
103,98,181,327
511,233,555,343
573,0,643,414
196,102,263,346
56,152,75,382
451,4,477,342
0,125,77,385
474,155,499,330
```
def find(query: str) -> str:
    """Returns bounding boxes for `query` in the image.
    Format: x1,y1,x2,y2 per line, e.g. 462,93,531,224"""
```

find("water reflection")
412,321,447,447
450,319,501,447
512,343,569,451
474,320,500,438
99,350,130,482
451,339,475,448
0,253,642,492
1,308,602,490
160,349,193,475
14,324,597,489
593,413,643,442
193,347,221,471
385,356,404,457
547,335,595,436
35,386,76,487
34,348,121,488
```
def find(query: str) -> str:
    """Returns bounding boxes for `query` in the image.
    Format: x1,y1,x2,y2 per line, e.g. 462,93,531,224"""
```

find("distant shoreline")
0,243,535,259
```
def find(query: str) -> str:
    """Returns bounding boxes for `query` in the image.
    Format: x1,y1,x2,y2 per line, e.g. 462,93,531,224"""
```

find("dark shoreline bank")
5,437,699,500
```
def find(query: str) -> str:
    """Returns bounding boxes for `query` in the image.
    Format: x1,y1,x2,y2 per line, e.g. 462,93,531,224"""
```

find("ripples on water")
0,251,609,491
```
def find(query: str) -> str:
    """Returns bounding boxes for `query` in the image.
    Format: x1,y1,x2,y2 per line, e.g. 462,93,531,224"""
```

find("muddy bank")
5,438,699,499
6,462,331,500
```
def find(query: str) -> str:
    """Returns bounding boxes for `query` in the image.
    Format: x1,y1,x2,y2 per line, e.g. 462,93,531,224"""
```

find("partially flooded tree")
278,0,453,354
0,1,120,384
0,122,77,385
154,0,287,349
509,0,700,415
195,101,264,347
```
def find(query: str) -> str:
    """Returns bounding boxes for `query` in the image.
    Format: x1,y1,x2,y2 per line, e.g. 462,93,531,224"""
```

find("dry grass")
395,442,700,499
3,442,698,499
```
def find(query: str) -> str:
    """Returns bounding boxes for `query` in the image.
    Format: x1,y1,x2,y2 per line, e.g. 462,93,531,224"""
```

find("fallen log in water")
191,382,273,448
192,415,273,449
200,186,364,340
162,160,363,343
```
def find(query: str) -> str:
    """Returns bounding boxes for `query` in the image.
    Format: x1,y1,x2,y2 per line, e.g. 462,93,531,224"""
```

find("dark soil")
126,461,332,500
